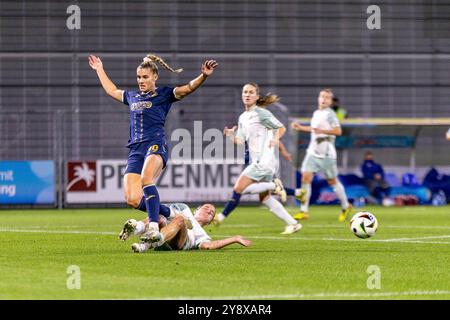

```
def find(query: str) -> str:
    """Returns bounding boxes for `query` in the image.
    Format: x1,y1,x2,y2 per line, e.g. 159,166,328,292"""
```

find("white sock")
299,183,311,212
263,196,298,225
217,213,226,222
134,221,146,235
332,181,349,209
149,221,159,231
242,182,276,194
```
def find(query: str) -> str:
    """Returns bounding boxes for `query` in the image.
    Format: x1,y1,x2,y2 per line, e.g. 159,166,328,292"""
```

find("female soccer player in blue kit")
88,54,218,240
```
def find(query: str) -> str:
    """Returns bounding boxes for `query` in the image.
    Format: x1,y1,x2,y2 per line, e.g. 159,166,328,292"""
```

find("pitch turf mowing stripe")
137,290,450,300
0,228,116,235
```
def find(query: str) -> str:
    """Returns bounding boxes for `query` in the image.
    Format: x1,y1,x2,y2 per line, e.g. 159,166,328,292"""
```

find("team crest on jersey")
149,144,159,153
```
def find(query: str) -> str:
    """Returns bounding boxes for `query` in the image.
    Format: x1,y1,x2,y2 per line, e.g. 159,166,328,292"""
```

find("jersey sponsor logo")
66,161,97,192
130,101,152,111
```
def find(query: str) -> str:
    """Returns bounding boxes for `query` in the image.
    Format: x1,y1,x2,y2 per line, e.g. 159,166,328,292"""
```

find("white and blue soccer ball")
350,211,378,239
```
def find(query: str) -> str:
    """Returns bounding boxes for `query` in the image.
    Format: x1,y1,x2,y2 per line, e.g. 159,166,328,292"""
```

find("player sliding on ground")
118,203,252,252
214,83,302,235
291,88,352,222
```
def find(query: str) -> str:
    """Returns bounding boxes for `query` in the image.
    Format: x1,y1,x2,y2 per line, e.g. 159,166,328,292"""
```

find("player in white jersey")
291,88,352,222
118,203,252,252
214,83,302,235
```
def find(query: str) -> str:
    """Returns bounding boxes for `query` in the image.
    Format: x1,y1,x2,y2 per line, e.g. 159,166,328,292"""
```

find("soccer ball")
350,211,378,239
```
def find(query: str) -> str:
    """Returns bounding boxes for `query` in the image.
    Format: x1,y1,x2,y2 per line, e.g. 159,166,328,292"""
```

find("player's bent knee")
173,215,185,228
125,195,141,209
141,176,156,186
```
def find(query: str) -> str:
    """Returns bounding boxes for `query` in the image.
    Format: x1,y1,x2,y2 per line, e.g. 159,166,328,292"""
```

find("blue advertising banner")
0,161,55,205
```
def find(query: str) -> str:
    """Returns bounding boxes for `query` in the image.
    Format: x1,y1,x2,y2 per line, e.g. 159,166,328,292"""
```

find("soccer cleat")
293,211,310,220
281,223,302,235
273,178,287,203
140,228,164,246
131,242,151,253
295,188,307,204
338,204,353,222
118,219,138,241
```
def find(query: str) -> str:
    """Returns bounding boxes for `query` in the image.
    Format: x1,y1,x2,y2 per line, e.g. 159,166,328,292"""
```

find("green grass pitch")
1,205,449,300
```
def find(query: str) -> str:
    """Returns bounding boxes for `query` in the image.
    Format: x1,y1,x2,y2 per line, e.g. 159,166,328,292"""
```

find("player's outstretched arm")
199,235,252,250
88,55,124,102
291,122,312,133
312,127,342,136
174,60,218,100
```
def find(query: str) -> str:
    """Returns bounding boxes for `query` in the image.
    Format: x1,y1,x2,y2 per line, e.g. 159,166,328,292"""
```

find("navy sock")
285,188,295,196
159,204,171,218
135,197,170,218
222,191,242,217
135,197,147,212
142,184,160,223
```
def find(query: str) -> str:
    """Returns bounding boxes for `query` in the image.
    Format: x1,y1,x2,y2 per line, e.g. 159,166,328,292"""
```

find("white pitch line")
378,235,450,242
217,234,450,245
321,238,450,245
4,224,450,230
218,224,450,230
137,289,450,300
307,224,450,230
1,229,450,245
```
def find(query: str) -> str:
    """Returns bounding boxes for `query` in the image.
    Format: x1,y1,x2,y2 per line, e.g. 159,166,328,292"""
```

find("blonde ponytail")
145,54,183,74
257,93,279,107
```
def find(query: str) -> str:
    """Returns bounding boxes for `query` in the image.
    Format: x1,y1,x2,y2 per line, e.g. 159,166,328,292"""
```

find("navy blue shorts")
125,140,169,175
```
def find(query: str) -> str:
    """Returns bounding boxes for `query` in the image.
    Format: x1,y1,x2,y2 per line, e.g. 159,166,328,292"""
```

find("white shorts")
301,153,338,179
241,162,275,182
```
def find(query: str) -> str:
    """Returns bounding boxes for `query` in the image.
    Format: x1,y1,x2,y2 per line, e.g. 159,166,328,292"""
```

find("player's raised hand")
223,125,237,136
88,55,103,71
235,236,252,247
201,60,218,76
291,122,303,131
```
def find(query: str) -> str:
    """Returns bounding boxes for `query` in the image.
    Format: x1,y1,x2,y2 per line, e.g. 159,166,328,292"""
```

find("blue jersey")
123,87,178,146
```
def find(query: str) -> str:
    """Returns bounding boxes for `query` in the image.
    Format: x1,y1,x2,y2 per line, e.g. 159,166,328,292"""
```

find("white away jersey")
306,107,340,159
235,106,284,171
167,203,211,250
